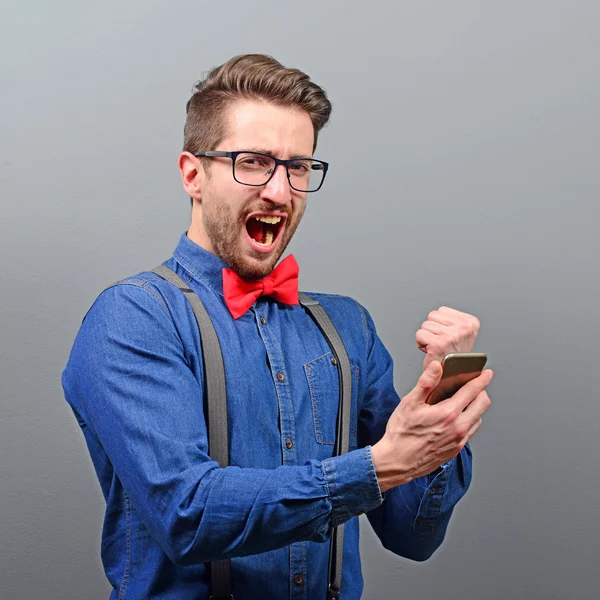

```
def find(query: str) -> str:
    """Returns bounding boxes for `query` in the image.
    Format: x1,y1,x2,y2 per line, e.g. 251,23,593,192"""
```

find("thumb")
412,361,443,402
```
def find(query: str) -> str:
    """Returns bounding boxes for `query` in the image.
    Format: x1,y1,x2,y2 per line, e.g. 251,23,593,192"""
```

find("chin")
241,257,278,279
219,255,262,279
215,238,286,279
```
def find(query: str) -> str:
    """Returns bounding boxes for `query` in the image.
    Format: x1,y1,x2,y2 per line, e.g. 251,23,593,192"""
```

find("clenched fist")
416,306,481,370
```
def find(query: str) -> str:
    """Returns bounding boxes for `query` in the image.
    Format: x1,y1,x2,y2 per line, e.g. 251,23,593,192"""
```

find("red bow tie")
222,255,300,319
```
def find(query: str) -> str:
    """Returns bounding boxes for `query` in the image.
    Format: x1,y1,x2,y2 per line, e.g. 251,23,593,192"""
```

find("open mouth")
245,214,285,248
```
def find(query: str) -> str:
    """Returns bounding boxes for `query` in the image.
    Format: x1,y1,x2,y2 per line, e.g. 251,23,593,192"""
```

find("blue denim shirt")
62,232,472,600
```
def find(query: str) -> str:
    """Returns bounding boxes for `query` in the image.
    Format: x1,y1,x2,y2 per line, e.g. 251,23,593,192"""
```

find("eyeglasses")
194,150,329,193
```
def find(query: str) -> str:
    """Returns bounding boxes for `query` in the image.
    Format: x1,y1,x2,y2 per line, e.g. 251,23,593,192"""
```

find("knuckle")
481,393,492,410
415,332,427,346
477,388,490,400
442,406,460,426
454,423,469,441
474,383,488,400
456,438,467,453
460,322,472,336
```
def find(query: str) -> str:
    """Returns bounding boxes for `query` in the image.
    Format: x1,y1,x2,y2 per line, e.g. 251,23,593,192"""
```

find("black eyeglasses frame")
194,150,329,193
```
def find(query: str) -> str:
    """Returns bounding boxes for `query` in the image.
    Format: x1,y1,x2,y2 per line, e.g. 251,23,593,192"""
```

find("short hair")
183,54,332,158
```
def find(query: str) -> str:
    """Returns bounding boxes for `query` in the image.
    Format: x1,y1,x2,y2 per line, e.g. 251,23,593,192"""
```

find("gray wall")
2,1,599,598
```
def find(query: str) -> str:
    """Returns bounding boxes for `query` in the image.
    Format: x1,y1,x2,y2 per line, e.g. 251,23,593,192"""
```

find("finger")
415,329,440,352
427,310,454,326
408,360,443,404
448,370,494,412
457,418,482,449
421,321,446,335
467,417,482,438
457,392,488,433
438,307,481,332
461,390,492,422
438,306,471,318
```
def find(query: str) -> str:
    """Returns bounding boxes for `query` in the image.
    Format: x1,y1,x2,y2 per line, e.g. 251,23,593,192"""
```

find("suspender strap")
299,293,350,600
152,266,229,465
150,268,351,600
151,266,232,600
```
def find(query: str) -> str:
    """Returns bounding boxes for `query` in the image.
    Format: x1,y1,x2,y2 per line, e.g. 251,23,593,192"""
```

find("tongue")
246,218,265,242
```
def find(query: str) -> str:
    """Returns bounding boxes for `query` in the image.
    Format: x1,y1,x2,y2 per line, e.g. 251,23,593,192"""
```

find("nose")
260,164,292,206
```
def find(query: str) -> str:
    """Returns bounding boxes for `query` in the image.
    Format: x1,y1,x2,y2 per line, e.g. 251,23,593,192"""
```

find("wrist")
371,438,413,493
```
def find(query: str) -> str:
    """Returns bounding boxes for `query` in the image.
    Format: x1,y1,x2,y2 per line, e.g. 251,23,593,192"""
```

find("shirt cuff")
413,457,456,533
321,446,383,527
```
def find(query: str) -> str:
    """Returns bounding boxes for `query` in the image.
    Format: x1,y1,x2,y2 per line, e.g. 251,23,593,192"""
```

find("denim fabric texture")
62,232,473,600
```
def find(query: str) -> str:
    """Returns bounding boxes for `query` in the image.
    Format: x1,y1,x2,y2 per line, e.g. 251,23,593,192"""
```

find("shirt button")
294,574,304,586
330,356,338,366
285,438,294,449
277,372,286,382
260,317,266,325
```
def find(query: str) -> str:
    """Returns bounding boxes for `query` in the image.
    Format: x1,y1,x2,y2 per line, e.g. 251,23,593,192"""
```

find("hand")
416,306,481,370
371,361,492,493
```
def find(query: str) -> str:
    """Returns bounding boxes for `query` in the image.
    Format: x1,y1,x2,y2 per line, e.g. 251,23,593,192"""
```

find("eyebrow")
242,147,313,160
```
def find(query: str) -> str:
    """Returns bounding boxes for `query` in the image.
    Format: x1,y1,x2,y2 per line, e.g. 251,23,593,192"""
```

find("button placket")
253,307,297,467
290,541,307,600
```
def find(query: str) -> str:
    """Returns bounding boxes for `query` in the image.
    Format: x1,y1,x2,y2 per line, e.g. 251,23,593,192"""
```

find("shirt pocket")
303,352,359,447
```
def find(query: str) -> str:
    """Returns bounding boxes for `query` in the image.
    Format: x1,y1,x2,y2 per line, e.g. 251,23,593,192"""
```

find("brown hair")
183,54,332,158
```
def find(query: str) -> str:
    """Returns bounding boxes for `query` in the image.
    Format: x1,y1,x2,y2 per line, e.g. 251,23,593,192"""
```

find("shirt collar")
172,232,228,296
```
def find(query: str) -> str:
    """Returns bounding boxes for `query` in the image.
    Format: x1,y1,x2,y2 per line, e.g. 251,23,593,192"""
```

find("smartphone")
425,352,488,405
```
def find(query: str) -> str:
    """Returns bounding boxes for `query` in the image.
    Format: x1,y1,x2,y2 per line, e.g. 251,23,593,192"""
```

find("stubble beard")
202,189,304,280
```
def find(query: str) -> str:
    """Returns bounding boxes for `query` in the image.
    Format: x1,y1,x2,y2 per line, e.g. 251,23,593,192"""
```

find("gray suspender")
152,265,232,599
151,266,351,600
298,292,350,600
151,266,229,465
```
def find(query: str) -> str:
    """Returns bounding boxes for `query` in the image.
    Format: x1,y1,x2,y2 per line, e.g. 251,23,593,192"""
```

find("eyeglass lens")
233,153,325,192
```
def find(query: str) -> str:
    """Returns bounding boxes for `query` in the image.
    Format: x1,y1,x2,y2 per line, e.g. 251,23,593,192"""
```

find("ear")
179,152,205,201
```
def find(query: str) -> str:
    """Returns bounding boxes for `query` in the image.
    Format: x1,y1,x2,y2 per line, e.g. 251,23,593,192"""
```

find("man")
62,54,492,599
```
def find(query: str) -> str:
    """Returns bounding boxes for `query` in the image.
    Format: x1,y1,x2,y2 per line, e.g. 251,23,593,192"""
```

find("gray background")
2,1,599,599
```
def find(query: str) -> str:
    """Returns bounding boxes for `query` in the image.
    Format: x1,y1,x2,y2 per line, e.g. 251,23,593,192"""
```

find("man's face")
185,100,315,279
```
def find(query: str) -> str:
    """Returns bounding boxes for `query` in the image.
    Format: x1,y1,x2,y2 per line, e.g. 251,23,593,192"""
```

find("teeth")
251,215,279,246
256,230,274,246
254,215,281,225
